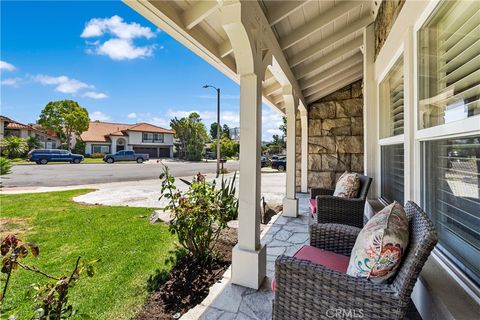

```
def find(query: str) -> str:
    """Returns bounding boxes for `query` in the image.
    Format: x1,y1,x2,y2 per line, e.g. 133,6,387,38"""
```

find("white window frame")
377,43,407,204
412,0,480,299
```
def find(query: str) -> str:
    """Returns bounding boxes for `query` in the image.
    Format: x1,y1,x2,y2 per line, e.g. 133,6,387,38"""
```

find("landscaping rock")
149,210,173,224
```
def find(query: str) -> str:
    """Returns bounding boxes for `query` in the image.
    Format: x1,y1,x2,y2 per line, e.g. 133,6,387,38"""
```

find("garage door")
159,148,170,158
133,147,157,158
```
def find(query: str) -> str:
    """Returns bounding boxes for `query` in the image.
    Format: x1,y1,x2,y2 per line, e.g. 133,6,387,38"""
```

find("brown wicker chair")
310,174,372,228
273,201,438,320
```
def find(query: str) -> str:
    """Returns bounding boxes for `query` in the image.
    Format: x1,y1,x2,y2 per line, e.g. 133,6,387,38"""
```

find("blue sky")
0,0,283,140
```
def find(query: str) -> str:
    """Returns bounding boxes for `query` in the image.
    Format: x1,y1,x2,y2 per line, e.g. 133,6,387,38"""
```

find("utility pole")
203,84,221,177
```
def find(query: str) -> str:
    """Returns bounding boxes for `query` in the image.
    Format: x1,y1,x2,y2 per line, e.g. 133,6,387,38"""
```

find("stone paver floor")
181,193,311,320
181,194,422,320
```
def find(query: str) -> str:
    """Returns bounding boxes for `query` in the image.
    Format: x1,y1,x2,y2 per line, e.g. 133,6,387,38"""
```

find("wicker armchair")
310,174,372,228
273,201,438,320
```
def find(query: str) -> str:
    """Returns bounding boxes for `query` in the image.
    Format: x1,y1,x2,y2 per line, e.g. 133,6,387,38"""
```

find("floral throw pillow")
347,201,409,283
333,171,360,198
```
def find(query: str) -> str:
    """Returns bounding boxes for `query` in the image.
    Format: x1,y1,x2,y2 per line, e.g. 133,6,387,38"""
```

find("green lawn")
0,190,176,320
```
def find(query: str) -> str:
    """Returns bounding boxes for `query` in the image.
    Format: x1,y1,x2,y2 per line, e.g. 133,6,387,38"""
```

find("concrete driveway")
1,159,239,188
72,172,286,208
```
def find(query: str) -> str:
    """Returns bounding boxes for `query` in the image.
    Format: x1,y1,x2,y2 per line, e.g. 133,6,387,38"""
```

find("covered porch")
125,0,480,319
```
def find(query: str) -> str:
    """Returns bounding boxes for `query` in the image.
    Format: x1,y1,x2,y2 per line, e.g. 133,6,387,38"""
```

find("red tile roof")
126,123,175,134
1,115,57,138
80,121,174,142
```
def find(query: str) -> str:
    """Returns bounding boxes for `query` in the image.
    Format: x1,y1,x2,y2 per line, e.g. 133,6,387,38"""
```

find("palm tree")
25,136,42,151
0,157,12,175
0,136,28,159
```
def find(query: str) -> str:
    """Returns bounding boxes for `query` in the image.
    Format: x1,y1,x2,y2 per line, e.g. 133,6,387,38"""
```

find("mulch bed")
136,228,237,320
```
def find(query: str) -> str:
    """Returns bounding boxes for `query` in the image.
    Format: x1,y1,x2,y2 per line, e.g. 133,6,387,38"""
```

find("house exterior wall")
367,1,480,318
302,80,364,190
126,131,174,146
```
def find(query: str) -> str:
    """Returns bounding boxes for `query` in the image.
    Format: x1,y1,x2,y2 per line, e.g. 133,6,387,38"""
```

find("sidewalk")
1,172,287,209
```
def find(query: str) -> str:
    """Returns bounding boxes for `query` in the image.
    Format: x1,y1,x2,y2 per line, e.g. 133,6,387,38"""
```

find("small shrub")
90,152,105,158
159,167,238,262
0,157,12,176
0,234,99,319
71,138,86,155
1,136,28,159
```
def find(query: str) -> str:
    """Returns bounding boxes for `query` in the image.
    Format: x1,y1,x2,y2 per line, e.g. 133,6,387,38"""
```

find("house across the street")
80,120,175,158
0,115,61,149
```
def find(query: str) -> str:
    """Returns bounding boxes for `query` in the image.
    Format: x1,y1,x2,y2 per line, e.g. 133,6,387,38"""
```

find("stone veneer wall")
374,0,405,59
299,80,364,190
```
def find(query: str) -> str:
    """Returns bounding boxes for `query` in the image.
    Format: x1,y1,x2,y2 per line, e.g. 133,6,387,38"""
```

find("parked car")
103,150,149,163
28,149,84,165
203,152,216,160
271,156,286,171
261,156,269,167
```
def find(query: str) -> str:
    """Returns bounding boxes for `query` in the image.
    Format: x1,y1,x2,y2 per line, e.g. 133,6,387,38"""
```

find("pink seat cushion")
271,245,350,292
309,199,317,214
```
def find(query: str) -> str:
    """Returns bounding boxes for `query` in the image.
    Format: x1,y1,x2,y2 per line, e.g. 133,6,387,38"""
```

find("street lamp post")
203,84,221,177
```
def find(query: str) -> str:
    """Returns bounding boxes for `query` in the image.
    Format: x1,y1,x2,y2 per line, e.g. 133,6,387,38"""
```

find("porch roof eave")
123,0,377,111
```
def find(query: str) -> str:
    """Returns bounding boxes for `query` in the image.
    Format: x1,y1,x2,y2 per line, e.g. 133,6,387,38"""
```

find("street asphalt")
1,159,240,187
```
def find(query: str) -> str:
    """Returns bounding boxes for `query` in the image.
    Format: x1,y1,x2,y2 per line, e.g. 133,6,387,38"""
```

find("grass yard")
0,190,176,320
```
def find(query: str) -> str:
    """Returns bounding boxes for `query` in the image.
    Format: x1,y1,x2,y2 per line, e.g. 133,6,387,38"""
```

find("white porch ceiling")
125,0,378,112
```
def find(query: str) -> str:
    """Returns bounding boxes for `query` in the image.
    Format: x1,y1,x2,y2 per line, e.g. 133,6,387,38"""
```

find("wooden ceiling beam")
182,1,219,30
289,14,373,67
300,53,363,89
295,36,363,80
279,1,364,50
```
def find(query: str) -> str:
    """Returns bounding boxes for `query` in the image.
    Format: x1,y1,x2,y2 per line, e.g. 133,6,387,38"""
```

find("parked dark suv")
28,149,84,165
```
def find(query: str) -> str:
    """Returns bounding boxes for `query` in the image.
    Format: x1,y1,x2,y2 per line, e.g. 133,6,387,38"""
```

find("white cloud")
83,91,108,99
1,77,22,87
32,74,92,94
81,15,155,40
262,106,283,140
0,60,16,71
81,15,158,61
96,38,155,60
90,111,112,121
127,112,137,119
148,117,170,128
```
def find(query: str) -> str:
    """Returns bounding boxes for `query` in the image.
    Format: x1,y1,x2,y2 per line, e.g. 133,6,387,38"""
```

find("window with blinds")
381,144,405,204
418,1,480,129
422,136,480,286
380,56,404,138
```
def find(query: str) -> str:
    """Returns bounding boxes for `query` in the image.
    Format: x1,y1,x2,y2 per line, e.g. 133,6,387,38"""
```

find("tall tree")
210,122,219,140
279,116,287,136
222,124,231,139
210,122,231,140
171,112,208,161
38,100,89,150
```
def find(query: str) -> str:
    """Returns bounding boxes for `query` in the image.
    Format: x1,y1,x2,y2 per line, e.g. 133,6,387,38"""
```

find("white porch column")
231,71,266,289
221,1,268,289
282,85,298,217
300,106,308,193
363,23,379,198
